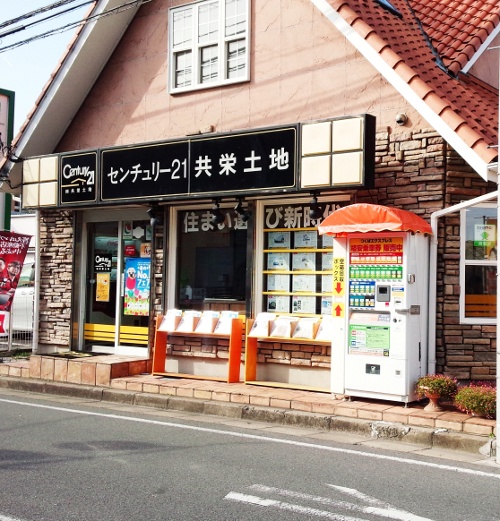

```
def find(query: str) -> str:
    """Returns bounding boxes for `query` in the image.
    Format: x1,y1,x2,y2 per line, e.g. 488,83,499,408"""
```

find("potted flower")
454,383,496,419
415,374,458,412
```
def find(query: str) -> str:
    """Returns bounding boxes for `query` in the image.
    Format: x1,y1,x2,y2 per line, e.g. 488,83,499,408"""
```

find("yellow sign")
333,302,344,318
96,272,110,302
333,257,345,296
350,236,403,264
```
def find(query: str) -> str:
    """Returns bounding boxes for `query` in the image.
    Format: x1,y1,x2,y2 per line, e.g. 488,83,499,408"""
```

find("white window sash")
459,204,497,324
169,0,250,93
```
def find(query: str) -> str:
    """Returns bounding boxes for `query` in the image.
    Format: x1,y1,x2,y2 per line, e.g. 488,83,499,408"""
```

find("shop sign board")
99,127,297,202
60,152,97,205
189,127,296,194
101,141,189,201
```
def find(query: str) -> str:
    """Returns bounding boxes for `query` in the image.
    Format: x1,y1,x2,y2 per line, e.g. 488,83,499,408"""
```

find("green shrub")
415,374,458,399
454,383,496,419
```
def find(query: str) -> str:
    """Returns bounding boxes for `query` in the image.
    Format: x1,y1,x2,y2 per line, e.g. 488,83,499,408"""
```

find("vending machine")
330,231,430,403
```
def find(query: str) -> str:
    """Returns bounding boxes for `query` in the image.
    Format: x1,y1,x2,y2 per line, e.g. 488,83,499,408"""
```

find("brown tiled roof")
412,0,500,76
326,0,499,167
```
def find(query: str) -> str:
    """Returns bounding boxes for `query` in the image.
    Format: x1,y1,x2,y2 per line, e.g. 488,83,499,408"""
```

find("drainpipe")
32,209,40,355
428,191,498,375
497,171,500,464
429,190,498,462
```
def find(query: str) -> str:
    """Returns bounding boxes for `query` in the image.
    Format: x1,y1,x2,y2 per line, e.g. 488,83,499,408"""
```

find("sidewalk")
0,353,496,459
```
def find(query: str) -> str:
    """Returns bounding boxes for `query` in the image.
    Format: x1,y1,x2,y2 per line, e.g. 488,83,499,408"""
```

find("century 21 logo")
62,163,95,185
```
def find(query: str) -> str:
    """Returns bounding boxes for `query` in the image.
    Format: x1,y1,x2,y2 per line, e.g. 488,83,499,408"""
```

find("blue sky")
1,2,89,136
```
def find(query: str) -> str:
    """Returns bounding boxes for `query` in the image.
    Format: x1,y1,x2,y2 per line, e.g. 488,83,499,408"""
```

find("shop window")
461,205,497,323
169,0,249,93
176,208,248,311
260,200,345,316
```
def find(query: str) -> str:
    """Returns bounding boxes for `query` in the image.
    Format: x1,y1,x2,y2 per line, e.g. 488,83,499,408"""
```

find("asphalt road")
0,388,499,521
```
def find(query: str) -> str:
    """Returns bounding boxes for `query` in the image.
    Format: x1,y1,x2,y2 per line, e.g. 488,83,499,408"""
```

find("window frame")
168,0,250,94
254,195,350,317
167,201,250,310
459,203,497,324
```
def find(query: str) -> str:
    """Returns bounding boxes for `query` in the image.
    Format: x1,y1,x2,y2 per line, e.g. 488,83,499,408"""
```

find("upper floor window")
460,204,497,323
169,0,250,93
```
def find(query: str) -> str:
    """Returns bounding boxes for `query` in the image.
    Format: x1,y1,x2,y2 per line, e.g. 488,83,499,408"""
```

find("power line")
0,0,87,30
0,0,152,54
0,1,94,40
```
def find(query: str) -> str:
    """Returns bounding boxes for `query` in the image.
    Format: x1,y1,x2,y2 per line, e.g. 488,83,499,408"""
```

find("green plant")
11,350,31,360
415,374,458,399
454,383,496,419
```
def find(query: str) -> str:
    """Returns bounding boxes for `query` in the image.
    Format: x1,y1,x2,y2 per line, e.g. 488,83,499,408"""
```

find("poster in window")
320,297,332,316
473,224,496,247
292,274,316,293
321,275,332,293
123,221,133,239
322,252,333,270
292,252,316,271
267,295,290,312
321,234,333,248
294,230,317,248
267,252,290,270
96,273,110,302
292,295,316,314
124,258,150,316
267,274,290,292
268,231,290,249
140,242,152,258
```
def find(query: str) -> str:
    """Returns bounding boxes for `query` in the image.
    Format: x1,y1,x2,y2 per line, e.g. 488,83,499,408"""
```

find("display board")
263,227,334,315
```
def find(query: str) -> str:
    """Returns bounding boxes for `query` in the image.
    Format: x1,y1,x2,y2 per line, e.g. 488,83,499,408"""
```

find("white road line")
249,484,436,521
225,492,364,520
0,397,499,480
327,485,391,507
0,514,25,521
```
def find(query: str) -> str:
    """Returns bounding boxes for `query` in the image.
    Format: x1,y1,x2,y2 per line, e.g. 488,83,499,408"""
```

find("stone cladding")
38,209,74,350
356,128,496,381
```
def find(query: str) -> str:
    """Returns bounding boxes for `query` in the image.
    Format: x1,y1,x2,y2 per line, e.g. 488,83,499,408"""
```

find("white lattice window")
169,0,250,93
460,204,497,324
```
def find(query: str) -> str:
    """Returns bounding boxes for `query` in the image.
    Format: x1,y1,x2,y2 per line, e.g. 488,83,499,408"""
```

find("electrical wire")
0,1,94,39
0,0,152,54
0,0,87,30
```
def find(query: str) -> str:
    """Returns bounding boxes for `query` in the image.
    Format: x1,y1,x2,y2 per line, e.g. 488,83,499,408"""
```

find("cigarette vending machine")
331,231,429,403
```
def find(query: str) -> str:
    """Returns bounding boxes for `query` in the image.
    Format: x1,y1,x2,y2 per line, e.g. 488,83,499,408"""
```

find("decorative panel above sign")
300,114,375,190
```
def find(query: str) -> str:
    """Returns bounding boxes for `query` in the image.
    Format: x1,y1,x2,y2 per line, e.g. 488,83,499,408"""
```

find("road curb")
0,376,495,457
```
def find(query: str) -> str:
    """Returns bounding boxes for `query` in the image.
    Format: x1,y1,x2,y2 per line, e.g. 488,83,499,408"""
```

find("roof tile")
324,0,499,168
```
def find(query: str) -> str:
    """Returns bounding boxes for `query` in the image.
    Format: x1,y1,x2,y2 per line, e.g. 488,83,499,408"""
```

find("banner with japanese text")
0,231,32,333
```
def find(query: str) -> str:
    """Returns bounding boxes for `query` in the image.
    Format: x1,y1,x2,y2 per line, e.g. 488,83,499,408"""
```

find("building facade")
2,0,499,391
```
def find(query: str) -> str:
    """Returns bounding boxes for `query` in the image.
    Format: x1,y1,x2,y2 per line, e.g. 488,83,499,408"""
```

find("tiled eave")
312,0,499,183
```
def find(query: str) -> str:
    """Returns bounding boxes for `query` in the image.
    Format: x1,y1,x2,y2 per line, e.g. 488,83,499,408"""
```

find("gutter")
428,190,498,374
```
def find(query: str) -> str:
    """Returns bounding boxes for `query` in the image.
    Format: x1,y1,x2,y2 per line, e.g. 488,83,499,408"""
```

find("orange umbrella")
318,203,432,236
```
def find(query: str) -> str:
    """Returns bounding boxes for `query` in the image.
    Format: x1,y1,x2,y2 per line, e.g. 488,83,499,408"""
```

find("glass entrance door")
83,214,152,355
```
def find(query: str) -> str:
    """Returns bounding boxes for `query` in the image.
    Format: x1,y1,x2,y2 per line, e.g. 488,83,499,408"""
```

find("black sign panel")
94,253,112,273
98,127,297,202
60,152,97,205
101,141,190,201
190,127,296,193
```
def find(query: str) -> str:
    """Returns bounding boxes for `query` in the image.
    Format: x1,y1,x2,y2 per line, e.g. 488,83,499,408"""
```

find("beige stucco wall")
57,0,424,152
